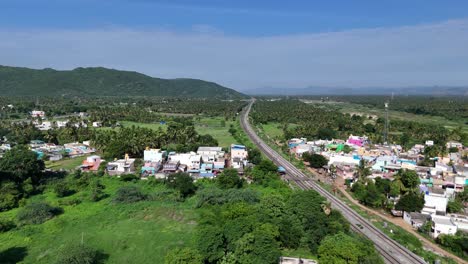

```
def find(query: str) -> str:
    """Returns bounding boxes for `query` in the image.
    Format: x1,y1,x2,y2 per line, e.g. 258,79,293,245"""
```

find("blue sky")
1,0,468,90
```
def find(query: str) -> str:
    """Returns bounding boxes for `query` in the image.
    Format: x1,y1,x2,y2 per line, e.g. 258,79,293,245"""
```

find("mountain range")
242,86,468,96
0,65,246,99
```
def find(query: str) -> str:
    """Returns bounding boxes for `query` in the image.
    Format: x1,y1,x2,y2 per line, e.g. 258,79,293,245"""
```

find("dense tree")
318,232,383,264
216,168,243,189
304,154,328,168
436,232,468,258
0,146,44,184
247,148,262,165
395,193,425,212
447,200,463,213
397,169,420,192
166,172,196,198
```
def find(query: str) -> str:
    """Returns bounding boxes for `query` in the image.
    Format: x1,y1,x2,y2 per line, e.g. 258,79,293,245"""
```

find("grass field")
45,156,88,170
194,117,237,148
120,121,167,131
0,178,198,264
260,122,298,140
97,117,237,148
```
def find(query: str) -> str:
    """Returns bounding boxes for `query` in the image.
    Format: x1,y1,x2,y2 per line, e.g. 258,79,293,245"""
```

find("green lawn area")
194,117,237,148
0,178,198,264
96,117,237,148
45,156,88,170
120,121,167,131
260,122,298,140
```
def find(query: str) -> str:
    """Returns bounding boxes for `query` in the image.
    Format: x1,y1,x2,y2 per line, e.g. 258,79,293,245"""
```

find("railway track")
240,99,426,264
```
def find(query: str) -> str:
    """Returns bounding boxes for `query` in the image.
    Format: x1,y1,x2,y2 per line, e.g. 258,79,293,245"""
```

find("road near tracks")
240,99,427,264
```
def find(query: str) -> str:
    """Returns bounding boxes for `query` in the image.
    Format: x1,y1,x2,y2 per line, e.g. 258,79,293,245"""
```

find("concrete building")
144,148,166,163
431,215,457,238
422,192,448,216
448,214,468,233
403,212,429,229
197,146,224,161
106,155,136,176
81,155,102,172
230,144,248,169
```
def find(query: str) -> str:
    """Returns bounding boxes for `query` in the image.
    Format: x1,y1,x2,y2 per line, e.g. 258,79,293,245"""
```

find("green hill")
0,65,246,98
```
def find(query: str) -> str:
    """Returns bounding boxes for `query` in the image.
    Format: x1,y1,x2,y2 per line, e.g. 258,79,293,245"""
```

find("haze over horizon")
1,0,468,91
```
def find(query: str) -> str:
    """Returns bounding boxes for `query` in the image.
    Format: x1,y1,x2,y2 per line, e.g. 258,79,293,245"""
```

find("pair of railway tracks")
240,99,426,264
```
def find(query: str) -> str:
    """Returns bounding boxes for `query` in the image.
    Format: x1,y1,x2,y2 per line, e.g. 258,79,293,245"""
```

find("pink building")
347,135,367,147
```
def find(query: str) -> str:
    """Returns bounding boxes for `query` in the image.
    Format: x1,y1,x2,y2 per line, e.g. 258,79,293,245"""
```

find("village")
288,134,468,240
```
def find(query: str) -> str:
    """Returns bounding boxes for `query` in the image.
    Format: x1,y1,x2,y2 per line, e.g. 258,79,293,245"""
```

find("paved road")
240,99,427,264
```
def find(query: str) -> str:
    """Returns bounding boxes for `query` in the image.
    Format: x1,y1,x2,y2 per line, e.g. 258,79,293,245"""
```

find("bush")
165,247,203,264
305,154,328,168
119,174,139,182
196,187,259,208
113,186,146,203
216,168,243,189
55,244,106,264
0,219,15,232
17,202,62,225
165,173,196,198
58,198,82,207
89,180,107,202
54,181,75,198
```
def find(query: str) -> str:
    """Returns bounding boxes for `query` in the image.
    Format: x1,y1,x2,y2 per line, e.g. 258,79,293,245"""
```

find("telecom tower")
384,102,389,144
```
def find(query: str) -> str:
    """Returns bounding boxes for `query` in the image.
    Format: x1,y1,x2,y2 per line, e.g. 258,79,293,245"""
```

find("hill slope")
0,65,245,98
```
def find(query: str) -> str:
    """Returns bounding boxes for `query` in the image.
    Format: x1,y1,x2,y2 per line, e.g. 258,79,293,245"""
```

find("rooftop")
432,216,456,226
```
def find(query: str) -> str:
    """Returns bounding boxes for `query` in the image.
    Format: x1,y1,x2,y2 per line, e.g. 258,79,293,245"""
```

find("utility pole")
384,102,389,145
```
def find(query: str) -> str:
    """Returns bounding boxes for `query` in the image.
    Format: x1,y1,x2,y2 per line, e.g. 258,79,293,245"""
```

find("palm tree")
355,159,371,183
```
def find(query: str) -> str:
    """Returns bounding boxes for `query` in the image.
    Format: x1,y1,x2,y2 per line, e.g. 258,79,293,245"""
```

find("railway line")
240,99,427,264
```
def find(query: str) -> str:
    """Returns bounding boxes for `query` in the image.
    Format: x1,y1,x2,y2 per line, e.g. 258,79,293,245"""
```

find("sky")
1,0,468,91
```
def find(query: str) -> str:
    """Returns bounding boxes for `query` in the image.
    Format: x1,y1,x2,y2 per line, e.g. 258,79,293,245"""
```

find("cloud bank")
1,19,467,90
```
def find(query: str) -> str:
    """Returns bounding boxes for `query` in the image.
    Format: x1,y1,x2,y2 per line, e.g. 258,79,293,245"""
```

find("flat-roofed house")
431,215,457,238
81,155,102,172
106,155,136,176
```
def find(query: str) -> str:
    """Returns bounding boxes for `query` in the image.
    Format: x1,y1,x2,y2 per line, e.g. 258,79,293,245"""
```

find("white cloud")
0,19,468,90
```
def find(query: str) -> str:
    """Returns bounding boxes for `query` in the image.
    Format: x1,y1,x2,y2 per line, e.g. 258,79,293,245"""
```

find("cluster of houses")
28,110,103,130
29,140,96,161
79,144,250,180
288,135,468,239
33,120,102,131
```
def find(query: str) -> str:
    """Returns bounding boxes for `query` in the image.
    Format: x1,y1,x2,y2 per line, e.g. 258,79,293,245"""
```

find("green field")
194,117,237,148
96,117,237,148
45,156,88,170
0,179,197,264
260,122,298,140
120,121,167,131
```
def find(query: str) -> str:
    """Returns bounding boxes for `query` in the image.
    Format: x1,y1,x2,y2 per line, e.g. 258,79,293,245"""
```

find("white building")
448,214,468,233
168,152,201,171
431,215,457,238
144,149,166,162
425,140,434,146
197,146,224,162
422,192,448,216
92,121,102,127
106,155,136,176
403,212,428,229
